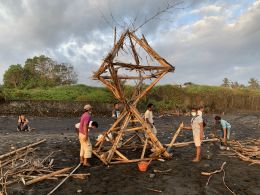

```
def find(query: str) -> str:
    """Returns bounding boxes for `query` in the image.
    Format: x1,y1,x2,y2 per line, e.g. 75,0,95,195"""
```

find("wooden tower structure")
92,30,175,165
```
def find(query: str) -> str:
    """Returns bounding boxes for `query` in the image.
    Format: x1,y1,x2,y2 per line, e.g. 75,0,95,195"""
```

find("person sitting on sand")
145,103,157,135
17,115,29,131
181,108,204,162
214,116,231,146
78,104,93,166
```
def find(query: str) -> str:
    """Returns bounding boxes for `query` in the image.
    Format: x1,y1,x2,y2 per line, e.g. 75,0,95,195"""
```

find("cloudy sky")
0,0,259,86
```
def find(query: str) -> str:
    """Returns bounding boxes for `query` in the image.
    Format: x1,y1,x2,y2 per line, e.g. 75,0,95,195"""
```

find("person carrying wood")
145,103,157,135
214,116,231,147
78,104,93,166
181,108,204,162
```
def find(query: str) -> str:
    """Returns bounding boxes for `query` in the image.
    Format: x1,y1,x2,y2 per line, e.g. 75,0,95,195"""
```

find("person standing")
214,116,232,146
181,108,204,162
112,103,120,120
79,104,92,166
145,103,157,135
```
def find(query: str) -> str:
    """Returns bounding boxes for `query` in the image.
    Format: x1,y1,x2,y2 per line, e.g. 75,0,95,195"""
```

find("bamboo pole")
47,163,81,195
165,138,219,147
110,158,154,164
166,124,182,152
106,113,131,162
0,139,46,160
115,150,129,161
95,109,127,147
130,32,174,69
141,138,148,159
25,167,71,186
133,72,167,105
129,105,170,158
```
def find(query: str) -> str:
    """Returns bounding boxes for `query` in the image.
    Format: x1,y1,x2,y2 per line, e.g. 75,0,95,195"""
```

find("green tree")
248,78,259,89
24,55,77,88
3,64,24,88
221,78,230,87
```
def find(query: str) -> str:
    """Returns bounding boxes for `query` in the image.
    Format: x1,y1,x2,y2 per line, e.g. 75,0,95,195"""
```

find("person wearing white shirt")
144,103,157,135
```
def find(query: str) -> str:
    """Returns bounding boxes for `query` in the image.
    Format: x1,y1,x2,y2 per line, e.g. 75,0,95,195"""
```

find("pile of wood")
0,140,89,194
228,139,260,165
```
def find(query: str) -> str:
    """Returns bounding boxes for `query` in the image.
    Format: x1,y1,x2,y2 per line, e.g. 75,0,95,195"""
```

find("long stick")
0,139,46,160
165,138,219,147
25,167,71,186
166,124,182,152
47,163,81,195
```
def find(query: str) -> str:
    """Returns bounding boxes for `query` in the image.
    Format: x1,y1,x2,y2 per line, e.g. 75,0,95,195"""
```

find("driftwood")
221,139,260,165
202,162,236,194
25,167,71,185
146,188,162,193
165,138,219,147
47,163,81,195
0,139,46,160
92,29,174,164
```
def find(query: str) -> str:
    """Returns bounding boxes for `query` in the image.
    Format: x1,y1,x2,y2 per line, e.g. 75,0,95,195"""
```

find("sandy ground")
0,113,259,195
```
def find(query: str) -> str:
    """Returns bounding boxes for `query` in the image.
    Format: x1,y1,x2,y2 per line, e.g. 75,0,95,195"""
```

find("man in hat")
78,104,92,166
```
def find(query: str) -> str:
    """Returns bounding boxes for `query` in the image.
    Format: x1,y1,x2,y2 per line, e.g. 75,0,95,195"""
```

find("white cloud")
0,0,259,86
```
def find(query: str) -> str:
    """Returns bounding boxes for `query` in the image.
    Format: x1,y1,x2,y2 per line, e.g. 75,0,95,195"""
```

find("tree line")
3,55,77,89
221,78,259,89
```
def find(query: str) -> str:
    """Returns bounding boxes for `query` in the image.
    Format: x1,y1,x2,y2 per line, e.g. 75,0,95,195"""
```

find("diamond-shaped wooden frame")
92,30,175,164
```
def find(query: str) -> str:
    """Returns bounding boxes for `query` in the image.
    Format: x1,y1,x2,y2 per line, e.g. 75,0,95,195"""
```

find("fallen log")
0,139,46,160
25,167,71,186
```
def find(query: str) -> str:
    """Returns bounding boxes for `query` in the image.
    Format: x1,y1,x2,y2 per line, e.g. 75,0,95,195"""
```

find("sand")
0,113,259,194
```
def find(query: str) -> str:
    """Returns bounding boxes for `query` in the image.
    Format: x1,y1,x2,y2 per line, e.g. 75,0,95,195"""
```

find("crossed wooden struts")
92,29,175,165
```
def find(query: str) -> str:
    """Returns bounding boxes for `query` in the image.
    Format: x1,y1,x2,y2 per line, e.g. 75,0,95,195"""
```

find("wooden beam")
112,62,171,71
130,32,175,70
106,113,131,162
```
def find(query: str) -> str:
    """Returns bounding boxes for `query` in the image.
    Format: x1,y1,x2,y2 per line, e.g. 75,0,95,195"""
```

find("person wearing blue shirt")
215,116,231,145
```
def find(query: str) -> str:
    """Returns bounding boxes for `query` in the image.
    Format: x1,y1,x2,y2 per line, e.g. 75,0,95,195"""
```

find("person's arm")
145,117,153,128
24,119,29,125
223,128,227,145
199,122,204,140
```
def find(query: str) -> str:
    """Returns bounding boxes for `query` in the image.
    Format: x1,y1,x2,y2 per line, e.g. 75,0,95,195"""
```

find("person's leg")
193,134,201,162
80,136,89,166
227,128,231,140
153,126,157,135
17,124,22,131
83,138,92,166
79,134,85,164
22,124,29,131
193,146,201,162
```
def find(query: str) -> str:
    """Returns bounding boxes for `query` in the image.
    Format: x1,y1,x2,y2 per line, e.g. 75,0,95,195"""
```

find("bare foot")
83,163,91,167
192,158,200,162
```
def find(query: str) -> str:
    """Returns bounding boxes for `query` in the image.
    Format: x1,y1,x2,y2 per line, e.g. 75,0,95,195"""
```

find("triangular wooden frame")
92,30,175,165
